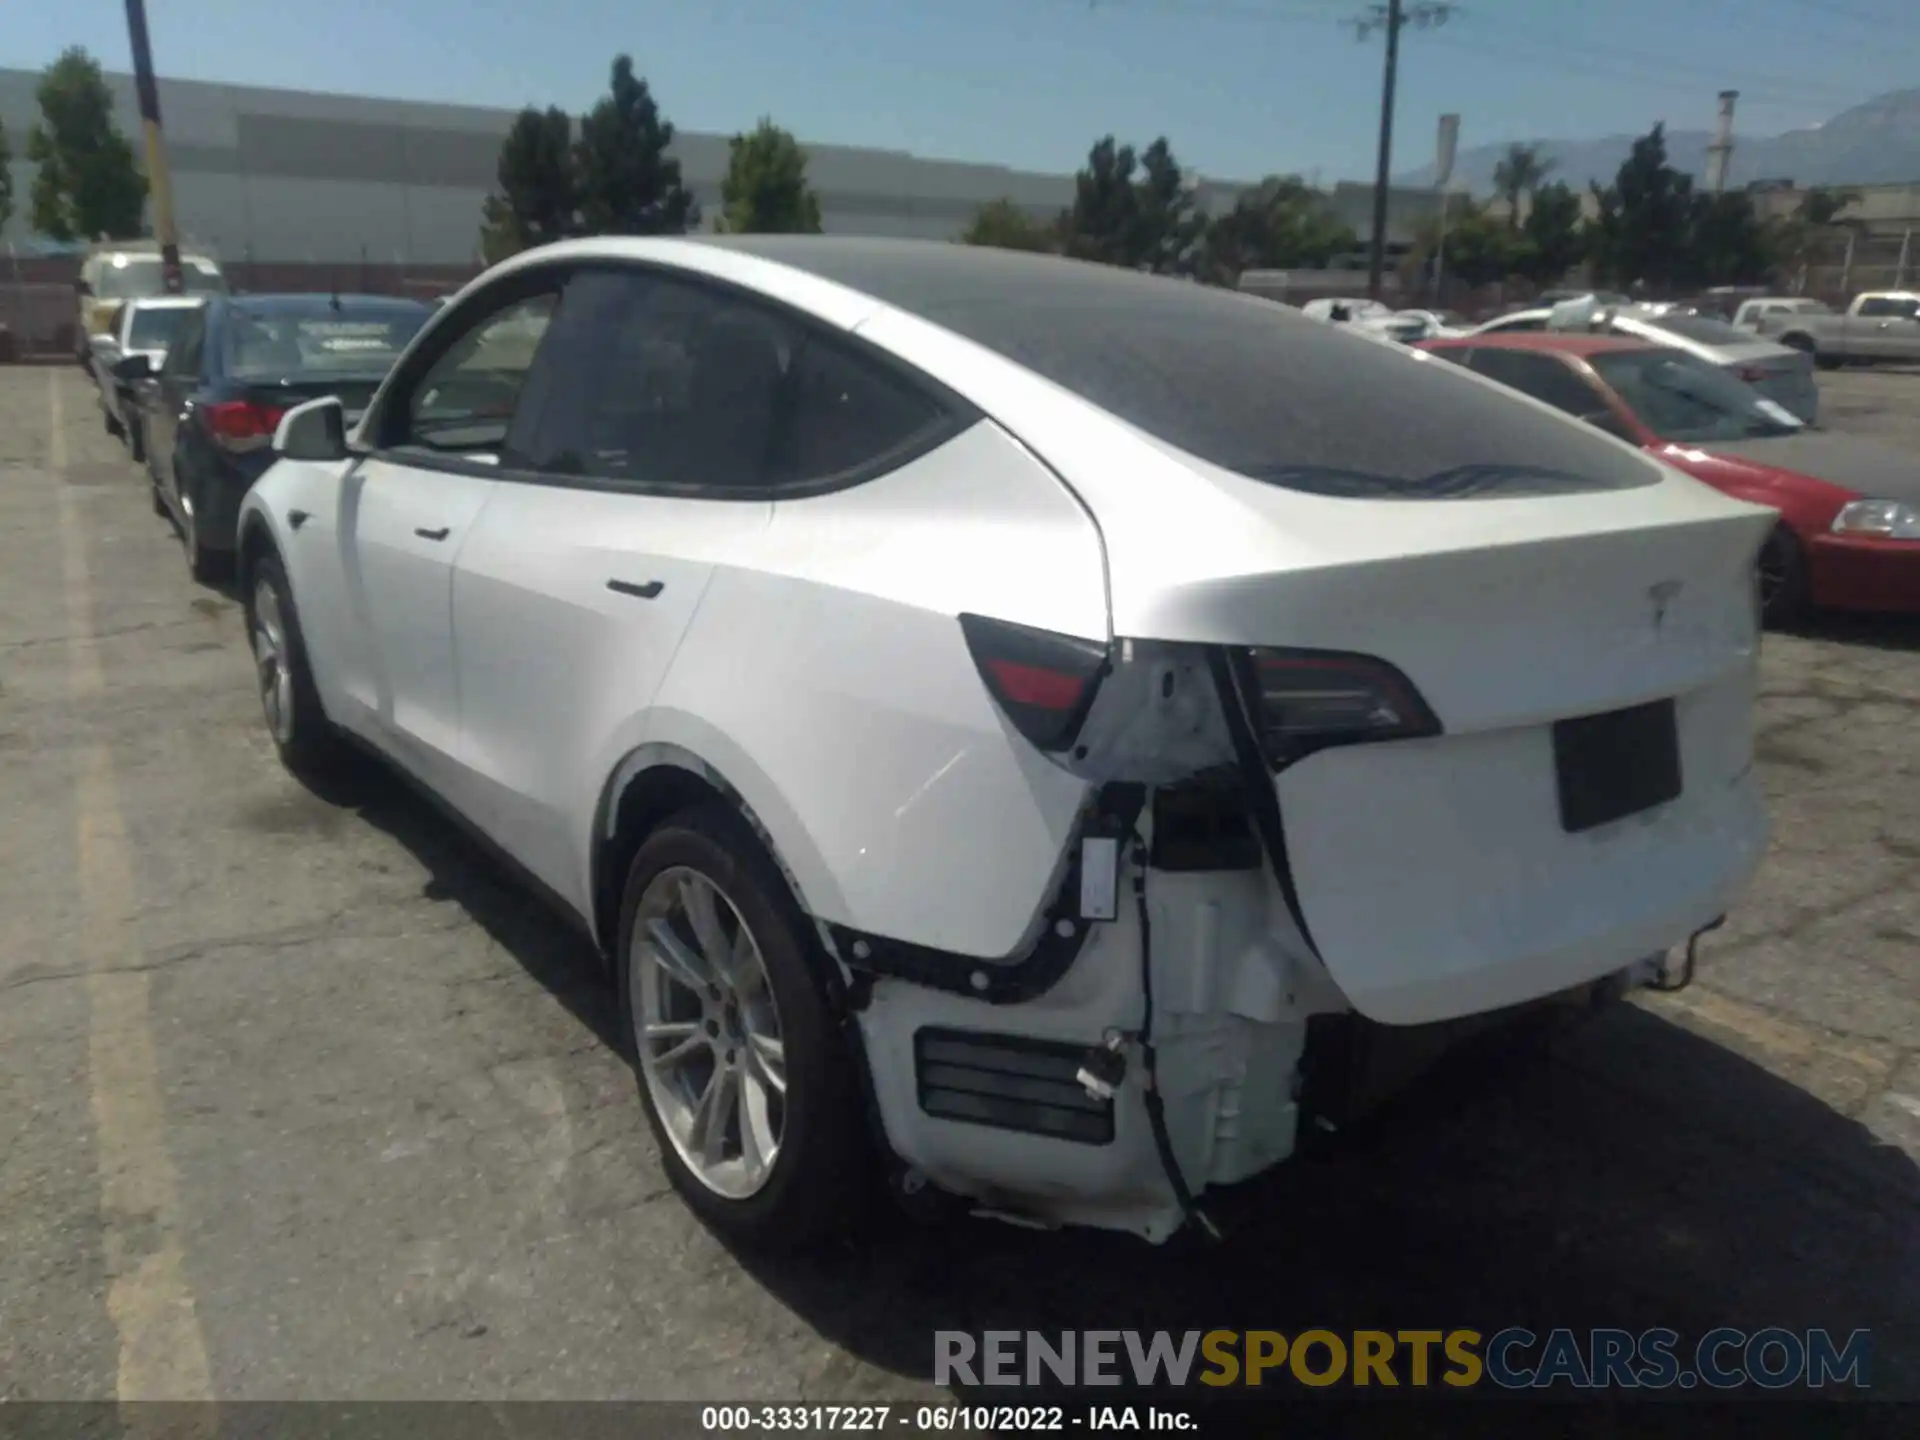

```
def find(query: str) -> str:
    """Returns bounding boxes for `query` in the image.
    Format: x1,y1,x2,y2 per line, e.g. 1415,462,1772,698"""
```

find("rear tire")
1758,524,1810,630
245,552,344,776
616,802,869,1253
127,413,146,464
180,476,230,585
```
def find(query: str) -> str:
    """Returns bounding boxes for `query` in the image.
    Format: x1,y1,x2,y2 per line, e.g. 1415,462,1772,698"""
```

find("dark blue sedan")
122,293,431,581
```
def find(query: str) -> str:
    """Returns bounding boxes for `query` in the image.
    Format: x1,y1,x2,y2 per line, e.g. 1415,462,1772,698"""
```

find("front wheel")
617,804,869,1252
1757,523,1810,629
246,552,344,775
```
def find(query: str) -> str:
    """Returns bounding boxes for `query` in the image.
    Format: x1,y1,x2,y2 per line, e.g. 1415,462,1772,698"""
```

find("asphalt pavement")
1,363,1916,1410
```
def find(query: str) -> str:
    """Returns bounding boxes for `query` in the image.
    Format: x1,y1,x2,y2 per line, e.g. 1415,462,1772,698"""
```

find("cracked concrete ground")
1,364,1916,1412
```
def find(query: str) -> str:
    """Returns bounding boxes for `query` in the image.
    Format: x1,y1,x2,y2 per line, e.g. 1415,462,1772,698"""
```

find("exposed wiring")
1133,834,1222,1242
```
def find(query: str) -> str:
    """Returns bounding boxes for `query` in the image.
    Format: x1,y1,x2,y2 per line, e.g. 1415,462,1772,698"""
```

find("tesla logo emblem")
1649,579,1684,631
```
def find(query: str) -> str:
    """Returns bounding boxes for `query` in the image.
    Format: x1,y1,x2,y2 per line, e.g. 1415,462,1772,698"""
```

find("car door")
450,266,789,908
1858,296,1920,361
148,307,205,491
342,282,563,808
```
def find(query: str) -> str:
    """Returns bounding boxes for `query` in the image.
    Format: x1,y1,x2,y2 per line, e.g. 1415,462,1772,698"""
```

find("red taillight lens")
1237,647,1440,766
203,400,286,451
1736,366,1768,384
959,613,1109,752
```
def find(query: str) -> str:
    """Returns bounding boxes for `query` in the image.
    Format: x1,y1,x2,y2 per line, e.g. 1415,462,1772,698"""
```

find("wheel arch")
235,508,278,593
588,739,845,970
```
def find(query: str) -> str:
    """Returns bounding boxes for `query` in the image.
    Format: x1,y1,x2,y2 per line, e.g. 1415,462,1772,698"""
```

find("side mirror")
273,395,349,462
112,352,154,381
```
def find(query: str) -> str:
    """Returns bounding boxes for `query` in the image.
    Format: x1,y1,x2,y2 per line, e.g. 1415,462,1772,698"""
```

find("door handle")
414,526,451,542
607,579,664,600
288,509,310,531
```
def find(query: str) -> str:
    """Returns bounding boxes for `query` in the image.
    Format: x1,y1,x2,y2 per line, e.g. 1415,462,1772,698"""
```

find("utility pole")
1705,90,1739,195
1354,2,1455,302
123,0,182,293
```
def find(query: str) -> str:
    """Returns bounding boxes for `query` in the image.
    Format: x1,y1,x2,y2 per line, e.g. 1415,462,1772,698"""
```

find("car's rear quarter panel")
640,419,1111,957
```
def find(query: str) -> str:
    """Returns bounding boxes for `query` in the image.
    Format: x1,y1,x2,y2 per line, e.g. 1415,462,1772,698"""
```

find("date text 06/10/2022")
700,1405,1195,1432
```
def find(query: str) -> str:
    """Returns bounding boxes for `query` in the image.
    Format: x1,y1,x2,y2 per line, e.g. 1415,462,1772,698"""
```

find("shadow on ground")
298,755,1920,1418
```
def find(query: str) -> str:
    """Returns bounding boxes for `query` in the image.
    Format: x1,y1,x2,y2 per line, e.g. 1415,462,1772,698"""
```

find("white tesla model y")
239,237,1771,1249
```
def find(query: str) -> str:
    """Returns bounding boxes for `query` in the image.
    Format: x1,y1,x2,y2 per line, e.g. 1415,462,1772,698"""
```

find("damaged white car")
237,236,1771,1249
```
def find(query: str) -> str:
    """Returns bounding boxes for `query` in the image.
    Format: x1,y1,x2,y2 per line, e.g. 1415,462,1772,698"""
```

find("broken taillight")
959,613,1110,753
1235,647,1440,767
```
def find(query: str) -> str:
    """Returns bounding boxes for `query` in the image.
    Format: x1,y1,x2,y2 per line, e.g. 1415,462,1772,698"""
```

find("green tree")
1586,123,1693,289
26,47,146,242
1516,181,1584,283
574,55,698,235
1797,186,1857,227
1199,175,1356,283
1132,137,1206,275
1492,142,1556,229
717,119,821,234
1407,197,1519,286
1059,135,1140,267
478,105,579,263
0,118,14,238
1685,191,1774,287
961,198,1057,252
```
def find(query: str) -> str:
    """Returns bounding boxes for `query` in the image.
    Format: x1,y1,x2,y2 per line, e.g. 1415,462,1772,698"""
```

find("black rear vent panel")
914,1029,1115,1145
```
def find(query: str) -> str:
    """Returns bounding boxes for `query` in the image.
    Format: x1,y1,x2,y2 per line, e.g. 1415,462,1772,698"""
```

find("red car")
1417,332,1920,625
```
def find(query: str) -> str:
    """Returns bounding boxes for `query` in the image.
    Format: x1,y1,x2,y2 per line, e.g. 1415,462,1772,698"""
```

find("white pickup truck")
1752,291,1920,367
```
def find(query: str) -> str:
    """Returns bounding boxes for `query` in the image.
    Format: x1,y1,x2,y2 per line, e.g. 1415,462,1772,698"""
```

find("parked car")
120,293,431,581
74,240,227,366
1750,290,1920,368
1731,296,1832,332
238,236,1769,1250
1301,297,1426,343
1418,332,1920,624
90,296,206,460
1392,308,1470,341
1470,303,1821,424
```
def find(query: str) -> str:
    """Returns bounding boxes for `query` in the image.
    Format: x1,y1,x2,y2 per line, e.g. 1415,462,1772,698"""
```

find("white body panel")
240,236,1772,1241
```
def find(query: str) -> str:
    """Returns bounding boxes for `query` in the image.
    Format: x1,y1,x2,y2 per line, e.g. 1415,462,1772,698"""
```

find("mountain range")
1395,88,1920,195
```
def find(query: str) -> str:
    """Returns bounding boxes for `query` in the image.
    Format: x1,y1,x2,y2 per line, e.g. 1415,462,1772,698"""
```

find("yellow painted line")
53,367,216,1402
1639,984,1896,1081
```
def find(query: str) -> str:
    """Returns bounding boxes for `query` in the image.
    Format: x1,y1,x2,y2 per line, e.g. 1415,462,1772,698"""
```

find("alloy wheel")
251,578,294,745
630,866,788,1200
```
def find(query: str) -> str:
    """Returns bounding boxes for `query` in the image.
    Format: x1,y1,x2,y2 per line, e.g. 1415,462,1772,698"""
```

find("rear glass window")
1591,349,1803,444
1634,313,1751,346
127,306,198,351
95,258,227,300
702,242,1655,498
226,306,428,381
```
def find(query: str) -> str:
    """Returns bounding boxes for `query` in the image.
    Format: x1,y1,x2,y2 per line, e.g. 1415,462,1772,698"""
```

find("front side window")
1591,349,1803,444
522,267,946,493
399,294,558,454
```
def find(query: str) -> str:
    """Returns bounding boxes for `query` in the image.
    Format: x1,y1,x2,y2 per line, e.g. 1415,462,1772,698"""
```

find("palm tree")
1493,143,1557,229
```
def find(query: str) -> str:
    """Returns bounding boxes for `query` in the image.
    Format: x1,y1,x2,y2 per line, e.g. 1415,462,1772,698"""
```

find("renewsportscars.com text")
934,1327,1872,1390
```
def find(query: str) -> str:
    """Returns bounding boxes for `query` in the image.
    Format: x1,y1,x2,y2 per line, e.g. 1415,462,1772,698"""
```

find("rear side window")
1856,296,1920,320
521,267,949,494
1466,349,1604,418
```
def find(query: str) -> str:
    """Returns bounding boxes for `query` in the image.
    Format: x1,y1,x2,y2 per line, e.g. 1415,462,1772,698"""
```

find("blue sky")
5,0,1913,181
